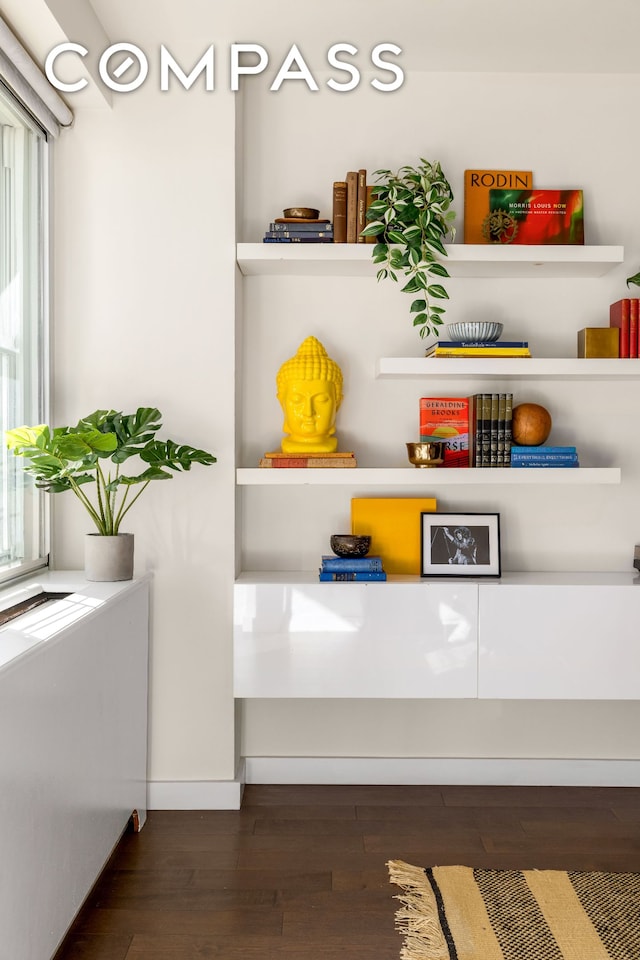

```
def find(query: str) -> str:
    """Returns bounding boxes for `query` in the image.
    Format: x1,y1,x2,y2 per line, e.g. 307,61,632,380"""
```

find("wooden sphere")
512,402,552,446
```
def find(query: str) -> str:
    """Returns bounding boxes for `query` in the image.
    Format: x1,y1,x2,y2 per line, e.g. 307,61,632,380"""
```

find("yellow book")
434,347,531,357
351,497,437,575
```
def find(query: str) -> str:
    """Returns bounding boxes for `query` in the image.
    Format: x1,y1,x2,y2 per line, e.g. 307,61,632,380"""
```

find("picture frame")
420,512,501,578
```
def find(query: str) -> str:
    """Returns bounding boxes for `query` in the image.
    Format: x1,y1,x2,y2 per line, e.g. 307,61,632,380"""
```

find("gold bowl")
406,441,445,468
283,207,320,219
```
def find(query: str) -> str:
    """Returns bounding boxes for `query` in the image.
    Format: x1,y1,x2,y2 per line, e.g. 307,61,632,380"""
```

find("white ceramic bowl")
446,321,504,343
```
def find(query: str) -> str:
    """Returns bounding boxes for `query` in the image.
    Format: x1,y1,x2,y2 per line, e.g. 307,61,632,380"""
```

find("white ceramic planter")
85,533,134,582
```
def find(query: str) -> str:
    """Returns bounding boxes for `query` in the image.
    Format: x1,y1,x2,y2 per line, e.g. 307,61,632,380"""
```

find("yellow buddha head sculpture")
276,336,344,453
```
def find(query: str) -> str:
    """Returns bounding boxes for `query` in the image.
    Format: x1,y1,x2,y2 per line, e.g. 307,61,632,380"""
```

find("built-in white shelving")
376,357,640,381
237,243,624,278
237,467,620,486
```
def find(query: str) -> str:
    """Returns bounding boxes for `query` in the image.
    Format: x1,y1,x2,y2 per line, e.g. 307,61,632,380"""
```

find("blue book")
318,570,387,581
511,461,580,468
437,340,529,348
511,445,577,455
269,221,332,232
321,555,384,572
263,237,333,243
264,230,334,239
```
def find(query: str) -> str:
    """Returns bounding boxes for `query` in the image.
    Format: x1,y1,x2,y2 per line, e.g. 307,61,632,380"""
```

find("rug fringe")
387,860,450,960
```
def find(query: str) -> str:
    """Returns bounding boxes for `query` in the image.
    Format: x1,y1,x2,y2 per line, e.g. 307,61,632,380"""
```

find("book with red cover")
487,189,584,244
610,299,631,358
419,397,470,467
630,299,639,359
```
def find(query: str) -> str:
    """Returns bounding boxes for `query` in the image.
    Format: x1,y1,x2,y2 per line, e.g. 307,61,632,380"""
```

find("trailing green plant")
626,270,640,288
361,158,456,339
5,407,216,536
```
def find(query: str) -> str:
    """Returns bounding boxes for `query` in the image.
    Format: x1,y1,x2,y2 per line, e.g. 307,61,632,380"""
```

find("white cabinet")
234,573,478,698
478,572,640,700
235,572,640,701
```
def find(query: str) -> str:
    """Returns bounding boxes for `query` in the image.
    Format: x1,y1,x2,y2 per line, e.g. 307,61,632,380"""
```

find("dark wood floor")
54,783,640,960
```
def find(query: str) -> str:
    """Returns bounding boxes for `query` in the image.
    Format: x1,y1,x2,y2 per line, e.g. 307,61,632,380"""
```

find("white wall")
237,70,640,762
51,59,238,786
9,0,640,792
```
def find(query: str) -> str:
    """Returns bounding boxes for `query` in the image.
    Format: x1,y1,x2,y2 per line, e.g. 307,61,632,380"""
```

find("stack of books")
609,299,639,358
263,218,334,243
333,169,377,244
319,554,387,582
510,445,580,468
425,340,531,358
259,452,357,468
471,393,514,467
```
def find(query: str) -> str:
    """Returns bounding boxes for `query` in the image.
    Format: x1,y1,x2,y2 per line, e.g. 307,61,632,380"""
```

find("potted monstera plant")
361,158,456,339
5,406,216,581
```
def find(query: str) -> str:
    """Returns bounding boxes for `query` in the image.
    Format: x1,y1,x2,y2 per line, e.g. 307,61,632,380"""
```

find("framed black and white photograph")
421,512,501,577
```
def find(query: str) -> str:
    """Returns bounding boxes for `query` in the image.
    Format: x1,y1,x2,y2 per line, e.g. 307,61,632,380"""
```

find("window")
0,81,48,584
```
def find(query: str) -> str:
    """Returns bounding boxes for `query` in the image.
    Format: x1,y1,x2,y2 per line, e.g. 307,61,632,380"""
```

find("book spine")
511,461,579,468
510,445,577,455
365,185,376,243
318,570,387,581
332,181,347,243
434,348,531,357
510,453,579,462
321,556,384,572
264,231,334,239
503,393,513,466
480,393,492,467
259,458,356,468
610,299,630,358
436,341,529,348
262,237,334,243
497,393,506,467
468,394,478,466
489,393,499,467
346,171,358,243
357,169,367,242
269,221,330,231
265,451,354,458
631,299,639,359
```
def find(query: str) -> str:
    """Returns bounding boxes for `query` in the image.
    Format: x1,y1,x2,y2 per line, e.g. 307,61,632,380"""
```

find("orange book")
419,397,471,467
463,169,533,244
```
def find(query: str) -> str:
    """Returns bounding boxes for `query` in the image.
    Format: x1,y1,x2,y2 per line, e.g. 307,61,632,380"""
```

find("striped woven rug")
388,859,640,960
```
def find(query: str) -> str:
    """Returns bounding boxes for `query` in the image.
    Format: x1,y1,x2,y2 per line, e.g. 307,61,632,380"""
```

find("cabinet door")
479,583,640,699
234,580,478,698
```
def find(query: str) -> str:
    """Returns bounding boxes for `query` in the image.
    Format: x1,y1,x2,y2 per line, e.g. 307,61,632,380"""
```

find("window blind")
0,15,72,137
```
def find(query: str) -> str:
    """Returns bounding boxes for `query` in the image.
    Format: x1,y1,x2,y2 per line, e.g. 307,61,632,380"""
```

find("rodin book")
609,299,631,358
463,169,533,244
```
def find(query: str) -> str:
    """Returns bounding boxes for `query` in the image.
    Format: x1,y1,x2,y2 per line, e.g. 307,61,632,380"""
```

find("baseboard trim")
148,760,246,809
244,757,640,787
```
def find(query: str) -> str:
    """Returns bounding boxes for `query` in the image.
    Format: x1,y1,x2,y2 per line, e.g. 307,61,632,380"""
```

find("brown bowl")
283,207,320,219
330,534,371,558
406,441,445,468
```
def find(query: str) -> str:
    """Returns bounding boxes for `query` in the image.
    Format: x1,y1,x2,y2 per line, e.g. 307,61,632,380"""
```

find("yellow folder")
351,497,437,575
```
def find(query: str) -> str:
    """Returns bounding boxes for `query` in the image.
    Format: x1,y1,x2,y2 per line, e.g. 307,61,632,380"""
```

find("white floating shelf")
376,357,640,381
237,467,620,486
236,243,624,278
